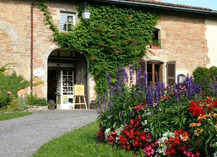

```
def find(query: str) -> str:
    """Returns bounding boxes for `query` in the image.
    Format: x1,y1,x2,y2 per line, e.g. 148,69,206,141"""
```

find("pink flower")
7,91,12,95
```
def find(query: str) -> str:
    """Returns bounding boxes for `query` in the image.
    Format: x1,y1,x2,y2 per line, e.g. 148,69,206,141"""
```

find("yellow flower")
198,115,206,120
181,136,189,142
213,113,217,118
189,123,201,127
194,128,204,136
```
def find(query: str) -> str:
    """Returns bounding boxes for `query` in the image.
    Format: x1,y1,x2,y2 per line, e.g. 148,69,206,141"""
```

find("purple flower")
120,111,123,117
146,84,154,107
7,91,12,95
136,67,142,85
122,68,128,83
129,65,135,85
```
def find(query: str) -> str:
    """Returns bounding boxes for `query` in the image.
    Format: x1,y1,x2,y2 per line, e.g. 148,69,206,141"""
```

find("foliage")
38,0,160,94
26,94,48,106
0,112,32,121
34,121,134,157
0,72,29,97
193,66,217,96
37,1,58,35
97,66,217,156
0,63,15,77
0,63,45,110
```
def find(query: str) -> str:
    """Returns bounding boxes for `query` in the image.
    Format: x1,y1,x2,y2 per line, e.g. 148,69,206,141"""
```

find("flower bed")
97,66,217,156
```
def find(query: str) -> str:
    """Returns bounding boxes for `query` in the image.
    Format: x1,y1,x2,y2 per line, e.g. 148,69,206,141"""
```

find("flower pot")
150,45,160,49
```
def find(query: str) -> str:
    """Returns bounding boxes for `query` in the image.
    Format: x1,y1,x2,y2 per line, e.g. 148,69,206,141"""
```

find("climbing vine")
37,0,160,94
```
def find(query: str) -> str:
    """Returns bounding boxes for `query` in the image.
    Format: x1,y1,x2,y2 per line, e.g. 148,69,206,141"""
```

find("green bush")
0,71,29,109
192,67,210,89
0,71,29,97
26,94,48,106
193,66,217,96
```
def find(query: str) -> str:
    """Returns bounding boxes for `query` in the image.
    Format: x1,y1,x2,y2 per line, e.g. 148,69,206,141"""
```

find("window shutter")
166,61,176,85
138,59,147,84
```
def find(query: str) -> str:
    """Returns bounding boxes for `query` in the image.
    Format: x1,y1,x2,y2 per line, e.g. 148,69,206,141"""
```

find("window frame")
60,12,76,32
150,28,161,49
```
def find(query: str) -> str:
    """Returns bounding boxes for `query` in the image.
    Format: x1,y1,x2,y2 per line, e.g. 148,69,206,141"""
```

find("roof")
90,0,217,17
124,0,212,11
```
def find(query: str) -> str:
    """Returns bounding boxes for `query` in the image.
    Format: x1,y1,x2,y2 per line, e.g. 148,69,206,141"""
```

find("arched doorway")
47,49,87,109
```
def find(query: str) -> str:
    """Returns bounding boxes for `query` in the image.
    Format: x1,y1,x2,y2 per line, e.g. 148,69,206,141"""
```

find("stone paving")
0,110,98,157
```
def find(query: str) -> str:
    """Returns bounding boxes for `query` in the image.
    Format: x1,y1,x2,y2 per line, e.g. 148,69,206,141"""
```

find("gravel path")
0,110,98,157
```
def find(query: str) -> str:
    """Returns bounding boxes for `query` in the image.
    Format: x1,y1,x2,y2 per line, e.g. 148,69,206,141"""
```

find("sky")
163,0,217,10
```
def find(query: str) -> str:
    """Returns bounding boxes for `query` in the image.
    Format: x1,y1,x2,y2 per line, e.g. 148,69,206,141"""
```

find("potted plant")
150,40,160,49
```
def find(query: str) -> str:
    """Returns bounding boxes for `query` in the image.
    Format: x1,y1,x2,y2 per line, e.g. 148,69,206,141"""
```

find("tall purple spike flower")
146,83,154,107
97,94,102,110
129,65,135,86
136,67,142,85
143,71,148,88
122,67,128,83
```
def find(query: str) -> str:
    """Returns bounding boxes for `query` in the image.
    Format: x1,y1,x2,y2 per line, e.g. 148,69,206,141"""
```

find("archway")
47,49,87,109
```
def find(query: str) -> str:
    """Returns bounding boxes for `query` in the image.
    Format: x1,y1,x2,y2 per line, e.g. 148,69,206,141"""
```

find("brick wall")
0,0,210,98
147,13,209,78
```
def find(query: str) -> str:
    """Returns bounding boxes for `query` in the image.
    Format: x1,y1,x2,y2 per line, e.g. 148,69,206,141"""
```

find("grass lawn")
34,121,134,157
0,112,32,121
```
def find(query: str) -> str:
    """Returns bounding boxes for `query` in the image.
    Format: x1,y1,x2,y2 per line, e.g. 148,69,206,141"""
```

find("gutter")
90,0,217,16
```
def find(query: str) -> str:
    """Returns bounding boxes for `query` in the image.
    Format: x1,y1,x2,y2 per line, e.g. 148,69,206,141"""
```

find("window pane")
155,64,160,82
60,15,67,31
67,16,73,23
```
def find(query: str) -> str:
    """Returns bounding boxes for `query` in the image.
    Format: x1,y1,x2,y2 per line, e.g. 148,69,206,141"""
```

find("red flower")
106,132,117,145
188,101,205,117
115,50,119,53
98,26,102,30
91,57,95,61
133,104,143,112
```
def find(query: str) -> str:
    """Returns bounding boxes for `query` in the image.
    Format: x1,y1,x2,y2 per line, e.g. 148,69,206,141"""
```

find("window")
138,59,163,86
138,59,176,86
147,62,163,85
60,13,76,32
150,28,160,49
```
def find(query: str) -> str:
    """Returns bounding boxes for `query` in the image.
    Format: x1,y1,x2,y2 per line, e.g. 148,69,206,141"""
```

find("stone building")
0,0,217,109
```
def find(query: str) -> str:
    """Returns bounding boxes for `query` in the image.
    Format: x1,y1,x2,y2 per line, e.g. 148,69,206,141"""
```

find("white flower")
105,128,111,138
156,131,174,155
144,128,150,132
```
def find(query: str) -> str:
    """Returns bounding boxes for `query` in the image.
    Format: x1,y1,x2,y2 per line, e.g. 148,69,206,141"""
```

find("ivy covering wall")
38,0,160,94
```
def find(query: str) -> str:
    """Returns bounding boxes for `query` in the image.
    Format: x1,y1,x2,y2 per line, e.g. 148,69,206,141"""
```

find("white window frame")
60,12,76,32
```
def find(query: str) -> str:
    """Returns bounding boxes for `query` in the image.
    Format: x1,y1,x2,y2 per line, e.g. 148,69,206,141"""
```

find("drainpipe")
30,0,37,95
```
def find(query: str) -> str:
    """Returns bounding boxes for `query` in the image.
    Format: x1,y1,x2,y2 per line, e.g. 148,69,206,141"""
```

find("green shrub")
26,94,48,106
6,95,22,111
193,66,217,96
192,67,210,89
0,92,13,109
0,71,29,98
0,71,29,109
